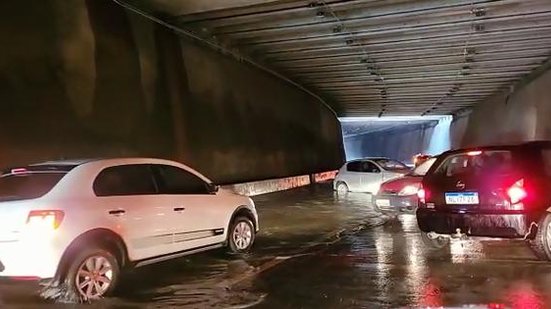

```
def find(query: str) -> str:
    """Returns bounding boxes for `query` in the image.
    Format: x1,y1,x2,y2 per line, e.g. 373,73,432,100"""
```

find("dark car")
374,156,436,215
416,141,551,260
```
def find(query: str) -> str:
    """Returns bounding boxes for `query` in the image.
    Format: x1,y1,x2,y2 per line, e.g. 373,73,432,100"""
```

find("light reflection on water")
364,214,551,309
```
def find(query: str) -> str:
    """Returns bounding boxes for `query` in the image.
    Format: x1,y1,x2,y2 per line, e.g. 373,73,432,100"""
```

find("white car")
333,157,410,194
0,158,258,300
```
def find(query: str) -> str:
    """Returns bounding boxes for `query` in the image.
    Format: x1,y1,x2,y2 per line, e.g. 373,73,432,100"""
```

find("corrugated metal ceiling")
124,0,551,117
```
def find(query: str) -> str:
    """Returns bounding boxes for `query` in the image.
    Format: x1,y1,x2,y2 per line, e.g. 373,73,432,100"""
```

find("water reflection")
374,213,551,308
374,228,393,297
417,278,443,307
505,282,545,309
450,239,485,264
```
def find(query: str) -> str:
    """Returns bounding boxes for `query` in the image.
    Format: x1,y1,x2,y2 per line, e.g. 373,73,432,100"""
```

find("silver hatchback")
333,157,410,194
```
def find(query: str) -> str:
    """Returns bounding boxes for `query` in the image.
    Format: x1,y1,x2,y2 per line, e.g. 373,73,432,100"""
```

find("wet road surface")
252,215,551,308
1,184,551,308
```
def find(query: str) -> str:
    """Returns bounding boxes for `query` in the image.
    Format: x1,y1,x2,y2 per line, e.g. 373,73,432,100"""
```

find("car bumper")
0,235,64,279
374,194,418,214
416,209,535,238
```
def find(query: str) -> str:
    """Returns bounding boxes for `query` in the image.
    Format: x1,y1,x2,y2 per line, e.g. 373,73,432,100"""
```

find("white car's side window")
94,164,157,196
154,165,210,195
346,161,362,172
362,161,381,173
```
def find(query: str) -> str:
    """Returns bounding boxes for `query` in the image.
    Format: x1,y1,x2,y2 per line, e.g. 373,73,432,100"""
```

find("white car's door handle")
108,209,126,216
173,207,185,212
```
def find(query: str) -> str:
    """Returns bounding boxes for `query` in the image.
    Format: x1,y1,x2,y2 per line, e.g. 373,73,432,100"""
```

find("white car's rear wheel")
228,217,255,253
65,247,120,301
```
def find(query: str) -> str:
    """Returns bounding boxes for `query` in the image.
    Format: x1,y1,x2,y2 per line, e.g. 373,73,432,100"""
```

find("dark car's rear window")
0,172,66,202
540,149,551,176
435,150,514,177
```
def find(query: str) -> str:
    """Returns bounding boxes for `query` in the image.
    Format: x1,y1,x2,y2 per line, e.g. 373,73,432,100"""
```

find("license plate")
375,199,390,207
445,192,479,205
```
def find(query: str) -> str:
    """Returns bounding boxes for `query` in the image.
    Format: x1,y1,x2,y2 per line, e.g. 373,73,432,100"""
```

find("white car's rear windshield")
0,172,66,202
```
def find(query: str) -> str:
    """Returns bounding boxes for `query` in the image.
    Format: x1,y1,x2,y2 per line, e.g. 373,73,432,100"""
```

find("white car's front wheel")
336,182,349,194
228,217,255,253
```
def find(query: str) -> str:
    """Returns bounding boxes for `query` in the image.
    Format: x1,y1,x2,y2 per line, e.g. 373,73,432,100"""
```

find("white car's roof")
1,158,215,201
31,159,99,166
30,157,176,166
346,157,389,163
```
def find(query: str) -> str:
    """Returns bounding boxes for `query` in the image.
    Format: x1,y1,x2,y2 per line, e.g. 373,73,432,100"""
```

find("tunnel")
2,0,550,187
1,0,551,307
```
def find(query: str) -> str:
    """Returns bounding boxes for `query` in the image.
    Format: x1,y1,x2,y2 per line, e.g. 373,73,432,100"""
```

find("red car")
374,156,436,215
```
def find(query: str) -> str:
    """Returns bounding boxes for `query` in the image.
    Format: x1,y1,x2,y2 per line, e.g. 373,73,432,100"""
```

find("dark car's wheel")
420,232,449,250
64,246,120,302
228,216,255,253
336,182,349,194
529,213,551,260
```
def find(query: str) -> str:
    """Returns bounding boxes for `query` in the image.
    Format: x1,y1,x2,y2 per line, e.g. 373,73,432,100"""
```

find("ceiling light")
472,24,485,32
471,7,486,17
308,1,320,8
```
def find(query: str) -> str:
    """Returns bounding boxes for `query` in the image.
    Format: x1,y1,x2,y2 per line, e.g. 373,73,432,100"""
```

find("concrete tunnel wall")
0,0,344,184
457,63,551,147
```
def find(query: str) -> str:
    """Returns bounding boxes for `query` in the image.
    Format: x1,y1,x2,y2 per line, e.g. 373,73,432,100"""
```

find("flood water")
1,185,550,308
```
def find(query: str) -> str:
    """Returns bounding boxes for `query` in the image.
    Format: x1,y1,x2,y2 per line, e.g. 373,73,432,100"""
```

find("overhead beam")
125,0,287,16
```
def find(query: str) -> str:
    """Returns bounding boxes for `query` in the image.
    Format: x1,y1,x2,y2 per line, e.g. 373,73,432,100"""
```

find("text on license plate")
375,199,390,207
445,192,479,205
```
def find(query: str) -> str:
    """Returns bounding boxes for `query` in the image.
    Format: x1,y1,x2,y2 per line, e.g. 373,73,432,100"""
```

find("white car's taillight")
26,210,64,231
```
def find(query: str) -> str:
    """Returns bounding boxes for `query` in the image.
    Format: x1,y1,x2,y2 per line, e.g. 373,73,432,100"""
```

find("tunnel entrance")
340,116,452,164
